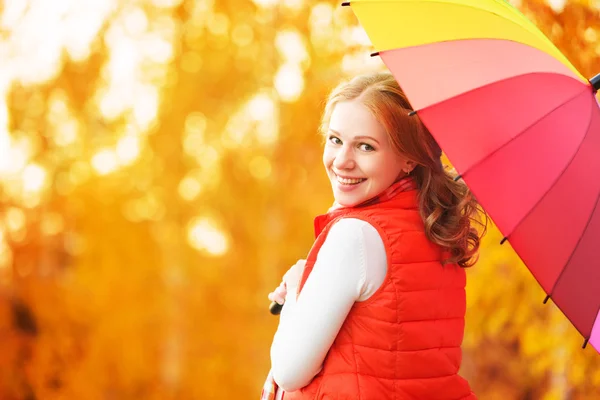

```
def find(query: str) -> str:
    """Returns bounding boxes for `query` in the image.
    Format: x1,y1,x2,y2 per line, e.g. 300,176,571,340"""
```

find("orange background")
0,0,599,399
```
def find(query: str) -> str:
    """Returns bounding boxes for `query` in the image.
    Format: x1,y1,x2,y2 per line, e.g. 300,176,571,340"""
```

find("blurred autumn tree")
0,0,598,399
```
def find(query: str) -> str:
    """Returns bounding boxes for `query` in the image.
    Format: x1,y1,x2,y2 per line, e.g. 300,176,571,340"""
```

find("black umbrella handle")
269,301,283,315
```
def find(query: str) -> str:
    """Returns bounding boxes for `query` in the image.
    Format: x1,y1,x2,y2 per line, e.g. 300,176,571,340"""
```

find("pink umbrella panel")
377,38,600,352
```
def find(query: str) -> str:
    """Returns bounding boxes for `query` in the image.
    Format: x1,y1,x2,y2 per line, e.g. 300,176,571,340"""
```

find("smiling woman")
264,72,489,400
323,100,411,207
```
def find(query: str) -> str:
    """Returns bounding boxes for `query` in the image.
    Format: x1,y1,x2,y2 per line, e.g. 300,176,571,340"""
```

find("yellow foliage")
0,0,598,399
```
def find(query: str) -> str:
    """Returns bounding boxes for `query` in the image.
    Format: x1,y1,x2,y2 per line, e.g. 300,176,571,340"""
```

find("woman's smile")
332,172,367,193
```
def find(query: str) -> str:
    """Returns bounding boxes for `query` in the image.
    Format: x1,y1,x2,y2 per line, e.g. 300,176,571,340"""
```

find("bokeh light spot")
92,149,119,175
252,0,279,7
5,207,26,233
0,128,10,174
249,156,272,180
150,0,184,8
133,85,159,129
183,112,207,155
247,93,276,122
584,27,597,43
310,3,333,27
207,13,229,36
231,24,254,47
123,8,148,36
181,51,203,73
69,161,91,186
41,212,65,236
274,64,304,102
275,30,308,65
187,218,228,256
178,176,203,201
283,0,304,10
546,0,566,12
54,120,79,147
22,164,47,192
64,232,86,256
117,135,141,165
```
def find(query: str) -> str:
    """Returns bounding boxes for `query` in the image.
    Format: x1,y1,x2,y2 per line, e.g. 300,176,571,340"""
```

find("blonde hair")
320,72,488,268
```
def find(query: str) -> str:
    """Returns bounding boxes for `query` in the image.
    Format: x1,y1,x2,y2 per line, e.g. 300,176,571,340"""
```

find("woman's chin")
333,193,364,208
331,180,369,207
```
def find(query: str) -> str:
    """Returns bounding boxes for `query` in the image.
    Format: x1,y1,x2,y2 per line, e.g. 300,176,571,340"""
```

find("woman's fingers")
268,282,287,305
268,291,285,305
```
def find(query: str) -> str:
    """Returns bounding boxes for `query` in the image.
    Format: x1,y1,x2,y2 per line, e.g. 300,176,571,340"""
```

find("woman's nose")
333,145,355,169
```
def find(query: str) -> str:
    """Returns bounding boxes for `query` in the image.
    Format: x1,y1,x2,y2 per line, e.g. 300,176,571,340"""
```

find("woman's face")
323,99,412,207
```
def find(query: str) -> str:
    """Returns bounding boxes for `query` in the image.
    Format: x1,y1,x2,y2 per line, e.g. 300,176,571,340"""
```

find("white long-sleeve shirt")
270,218,387,393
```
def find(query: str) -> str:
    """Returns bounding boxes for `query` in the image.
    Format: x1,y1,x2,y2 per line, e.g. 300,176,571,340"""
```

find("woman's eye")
329,136,342,145
359,143,375,152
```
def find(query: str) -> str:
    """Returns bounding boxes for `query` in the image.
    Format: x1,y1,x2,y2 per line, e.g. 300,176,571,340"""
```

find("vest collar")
314,177,418,237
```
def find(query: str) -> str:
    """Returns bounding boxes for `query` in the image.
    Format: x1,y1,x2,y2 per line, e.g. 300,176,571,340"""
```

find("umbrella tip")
583,338,589,349
408,110,417,116
543,295,550,304
341,2,350,6
591,73,600,92
453,175,462,182
370,51,380,57
500,237,508,245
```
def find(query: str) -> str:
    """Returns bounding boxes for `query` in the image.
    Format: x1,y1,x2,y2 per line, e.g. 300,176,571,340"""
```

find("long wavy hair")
320,72,488,268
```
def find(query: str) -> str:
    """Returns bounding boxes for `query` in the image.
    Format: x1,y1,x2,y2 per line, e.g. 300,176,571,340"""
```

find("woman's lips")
333,173,366,192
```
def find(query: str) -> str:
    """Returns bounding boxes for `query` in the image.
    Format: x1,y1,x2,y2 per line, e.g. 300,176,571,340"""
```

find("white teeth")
336,176,365,185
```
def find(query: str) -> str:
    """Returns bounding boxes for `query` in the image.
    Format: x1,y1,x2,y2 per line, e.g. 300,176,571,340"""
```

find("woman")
263,72,487,400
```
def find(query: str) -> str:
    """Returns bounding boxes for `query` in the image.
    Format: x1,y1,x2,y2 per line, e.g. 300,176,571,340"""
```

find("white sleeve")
270,218,387,392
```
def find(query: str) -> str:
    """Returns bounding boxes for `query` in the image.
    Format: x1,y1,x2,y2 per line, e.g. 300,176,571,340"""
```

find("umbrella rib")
414,69,585,122
499,89,593,240
544,156,600,345
546,116,600,302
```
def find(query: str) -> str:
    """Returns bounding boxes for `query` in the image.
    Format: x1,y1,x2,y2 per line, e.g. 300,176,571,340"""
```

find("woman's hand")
268,259,307,305
268,281,287,305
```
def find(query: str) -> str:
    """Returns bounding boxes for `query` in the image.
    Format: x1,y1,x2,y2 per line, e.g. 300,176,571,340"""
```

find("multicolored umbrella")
342,0,600,352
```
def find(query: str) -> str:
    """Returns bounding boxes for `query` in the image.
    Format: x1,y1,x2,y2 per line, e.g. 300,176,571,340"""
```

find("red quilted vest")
283,188,476,400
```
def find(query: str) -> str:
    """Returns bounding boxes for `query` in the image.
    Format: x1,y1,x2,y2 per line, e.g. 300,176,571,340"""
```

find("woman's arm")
270,218,386,391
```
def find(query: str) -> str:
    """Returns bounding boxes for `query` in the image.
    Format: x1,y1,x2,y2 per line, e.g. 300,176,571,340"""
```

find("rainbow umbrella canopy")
342,0,600,352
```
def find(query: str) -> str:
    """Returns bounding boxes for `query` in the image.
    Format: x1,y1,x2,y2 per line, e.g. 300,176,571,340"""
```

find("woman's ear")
404,160,416,174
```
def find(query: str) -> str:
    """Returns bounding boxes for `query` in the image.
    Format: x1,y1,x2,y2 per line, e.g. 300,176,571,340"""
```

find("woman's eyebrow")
328,129,380,144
